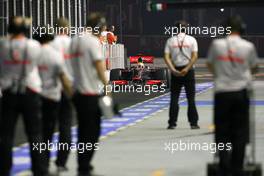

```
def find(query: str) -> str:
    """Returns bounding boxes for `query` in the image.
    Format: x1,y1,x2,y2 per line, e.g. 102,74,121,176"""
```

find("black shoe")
88,165,94,171
78,166,94,176
78,172,92,176
39,173,57,176
57,166,69,173
190,125,200,129
167,125,176,129
46,173,59,176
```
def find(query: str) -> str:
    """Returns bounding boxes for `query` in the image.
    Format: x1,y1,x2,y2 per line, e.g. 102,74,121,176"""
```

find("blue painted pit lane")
10,82,213,175
180,100,264,106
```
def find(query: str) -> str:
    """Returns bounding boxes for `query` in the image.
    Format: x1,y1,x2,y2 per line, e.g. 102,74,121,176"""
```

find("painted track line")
13,82,213,175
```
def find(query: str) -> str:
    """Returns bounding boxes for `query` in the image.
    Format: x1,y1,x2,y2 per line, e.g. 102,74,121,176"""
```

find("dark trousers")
169,67,199,126
0,96,2,121
73,93,101,175
42,93,73,168
214,89,250,176
0,89,47,176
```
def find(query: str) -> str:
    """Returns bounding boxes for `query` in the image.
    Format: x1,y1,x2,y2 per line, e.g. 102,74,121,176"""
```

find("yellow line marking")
151,169,165,176
208,124,215,131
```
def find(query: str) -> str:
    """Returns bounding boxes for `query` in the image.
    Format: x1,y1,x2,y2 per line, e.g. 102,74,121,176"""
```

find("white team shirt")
207,35,258,93
38,45,67,101
101,31,108,37
70,33,104,95
51,35,73,81
164,33,198,67
100,31,108,45
0,37,42,93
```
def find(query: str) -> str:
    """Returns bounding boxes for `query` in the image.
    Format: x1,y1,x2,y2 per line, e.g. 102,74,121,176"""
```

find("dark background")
0,0,263,147
1,0,264,57
89,0,264,57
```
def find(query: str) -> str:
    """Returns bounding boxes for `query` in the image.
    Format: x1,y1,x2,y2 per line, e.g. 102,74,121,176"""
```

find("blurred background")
1,0,264,57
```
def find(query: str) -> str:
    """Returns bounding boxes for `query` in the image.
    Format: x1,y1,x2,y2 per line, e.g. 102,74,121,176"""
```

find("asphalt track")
13,59,264,145
14,80,264,176
13,91,168,145
9,59,264,175
14,82,213,175
14,59,213,146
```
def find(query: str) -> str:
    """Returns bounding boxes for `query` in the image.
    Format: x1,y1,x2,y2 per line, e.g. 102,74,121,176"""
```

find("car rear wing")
129,56,154,64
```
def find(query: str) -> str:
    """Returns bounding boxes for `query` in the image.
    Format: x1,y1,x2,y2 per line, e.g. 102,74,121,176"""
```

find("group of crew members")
0,13,108,176
0,12,260,176
99,25,117,45
164,16,259,176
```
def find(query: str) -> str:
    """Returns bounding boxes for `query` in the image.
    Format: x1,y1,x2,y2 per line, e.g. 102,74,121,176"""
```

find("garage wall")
0,0,88,36
0,0,264,57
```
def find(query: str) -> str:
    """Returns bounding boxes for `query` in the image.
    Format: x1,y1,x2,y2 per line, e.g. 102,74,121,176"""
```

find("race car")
109,54,170,88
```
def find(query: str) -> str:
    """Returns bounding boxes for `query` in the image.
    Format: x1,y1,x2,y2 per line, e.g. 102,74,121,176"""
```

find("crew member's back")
208,35,257,92
71,34,104,95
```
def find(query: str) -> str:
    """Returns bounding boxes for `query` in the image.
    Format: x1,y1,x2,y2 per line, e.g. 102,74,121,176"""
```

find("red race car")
109,54,170,89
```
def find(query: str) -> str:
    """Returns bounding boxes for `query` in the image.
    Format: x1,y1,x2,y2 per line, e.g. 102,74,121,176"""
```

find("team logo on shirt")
38,65,49,71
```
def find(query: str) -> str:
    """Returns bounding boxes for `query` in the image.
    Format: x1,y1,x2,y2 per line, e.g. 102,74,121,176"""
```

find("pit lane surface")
11,59,264,175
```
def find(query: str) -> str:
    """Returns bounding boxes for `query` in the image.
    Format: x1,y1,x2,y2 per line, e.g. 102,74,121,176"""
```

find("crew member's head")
106,26,110,32
226,15,246,35
110,25,115,32
138,57,143,63
56,17,70,35
101,25,107,32
137,58,144,70
86,12,107,36
33,26,54,45
8,16,31,37
175,20,188,34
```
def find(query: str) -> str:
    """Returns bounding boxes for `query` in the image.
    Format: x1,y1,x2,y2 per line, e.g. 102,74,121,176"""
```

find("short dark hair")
56,17,70,28
138,57,143,63
33,26,54,44
226,15,246,34
8,16,31,35
175,20,188,33
86,12,106,29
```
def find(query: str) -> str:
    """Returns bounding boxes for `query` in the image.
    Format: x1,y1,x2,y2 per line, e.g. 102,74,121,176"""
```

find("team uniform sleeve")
191,37,198,52
89,38,104,61
0,38,5,50
0,39,9,60
0,39,5,60
249,44,258,68
56,52,68,75
0,39,5,76
50,39,60,51
164,39,171,54
207,40,216,64
70,36,78,55
107,33,115,44
27,40,42,65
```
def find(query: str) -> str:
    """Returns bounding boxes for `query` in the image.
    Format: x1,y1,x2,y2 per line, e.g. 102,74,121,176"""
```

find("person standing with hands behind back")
164,20,200,130
50,18,74,172
70,13,108,176
207,16,259,176
0,16,48,176
33,28,73,174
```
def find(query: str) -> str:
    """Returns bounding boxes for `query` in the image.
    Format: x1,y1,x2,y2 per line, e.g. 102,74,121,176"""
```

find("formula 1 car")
109,54,170,88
